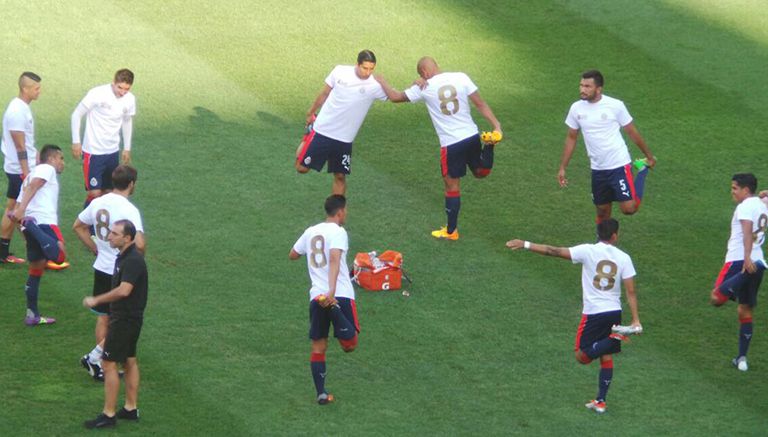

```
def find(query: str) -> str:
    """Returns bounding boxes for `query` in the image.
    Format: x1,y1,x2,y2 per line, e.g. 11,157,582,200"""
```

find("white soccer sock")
88,345,103,364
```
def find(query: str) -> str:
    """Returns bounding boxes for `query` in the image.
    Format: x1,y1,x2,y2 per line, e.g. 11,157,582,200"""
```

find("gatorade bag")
353,250,407,291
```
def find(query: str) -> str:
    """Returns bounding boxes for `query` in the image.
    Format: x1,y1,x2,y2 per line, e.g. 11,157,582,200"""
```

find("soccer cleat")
24,315,56,326
0,254,25,264
612,324,643,336
608,333,630,343
733,356,748,372
431,227,459,241
46,260,70,270
80,355,91,374
585,400,606,414
116,407,139,421
632,158,649,171
317,393,335,405
84,413,116,429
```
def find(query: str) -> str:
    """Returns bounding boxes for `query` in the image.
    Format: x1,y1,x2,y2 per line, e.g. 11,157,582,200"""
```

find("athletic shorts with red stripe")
296,131,352,174
440,134,483,178
83,151,119,191
714,260,764,307
23,224,64,262
591,164,636,205
309,297,360,341
574,310,622,355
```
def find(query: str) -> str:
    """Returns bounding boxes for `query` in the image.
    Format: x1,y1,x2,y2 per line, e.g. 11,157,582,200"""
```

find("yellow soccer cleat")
46,260,70,270
431,226,459,241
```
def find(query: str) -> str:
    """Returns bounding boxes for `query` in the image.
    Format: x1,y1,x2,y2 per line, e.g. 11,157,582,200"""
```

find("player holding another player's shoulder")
10,144,67,326
1,72,42,264
506,218,641,414
295,50,388,195
375,57,502,240
73,165,145,381
709,173,768,372
289,195,359,405
71,69,136,209
558,70,656,223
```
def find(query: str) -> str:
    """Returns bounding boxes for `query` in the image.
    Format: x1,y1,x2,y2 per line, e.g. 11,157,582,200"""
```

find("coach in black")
83,219,148,429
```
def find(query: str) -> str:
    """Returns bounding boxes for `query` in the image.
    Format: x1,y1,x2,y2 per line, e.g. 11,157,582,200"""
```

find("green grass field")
1,0,767,434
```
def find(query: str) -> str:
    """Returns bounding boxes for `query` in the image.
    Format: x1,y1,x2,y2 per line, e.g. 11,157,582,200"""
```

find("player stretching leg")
290,195,359,404
506,218,642,413
709,174,768,372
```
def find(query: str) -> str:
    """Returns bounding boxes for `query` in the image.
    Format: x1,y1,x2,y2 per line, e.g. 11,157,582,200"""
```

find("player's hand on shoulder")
505,239,524,250
413,77,428,90
759,190,768,199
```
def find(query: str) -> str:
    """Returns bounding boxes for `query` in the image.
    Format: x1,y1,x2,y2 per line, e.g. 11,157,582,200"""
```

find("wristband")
524,241,531,250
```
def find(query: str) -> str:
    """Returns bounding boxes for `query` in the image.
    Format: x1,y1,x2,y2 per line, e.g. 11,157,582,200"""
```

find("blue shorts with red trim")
83,151,119,191
24,224,64,262
5,172,23,199
440,134,482,178
297,131,352,174
591,164,635,205
309,297,360,341
574,310,622,355
715,260,765,307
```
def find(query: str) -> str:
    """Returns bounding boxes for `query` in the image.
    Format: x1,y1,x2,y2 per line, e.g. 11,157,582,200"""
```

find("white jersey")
725,196,768,263
1,97,37,174
405,72,479,147
565,94,633,170
78,193,144,274
293,221,355,301
313,65,387,143
570,242,636,315
17,163,59,225
72,84,136,155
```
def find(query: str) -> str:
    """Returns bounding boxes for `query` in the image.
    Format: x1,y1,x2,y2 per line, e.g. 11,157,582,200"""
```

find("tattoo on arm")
17,151,27,160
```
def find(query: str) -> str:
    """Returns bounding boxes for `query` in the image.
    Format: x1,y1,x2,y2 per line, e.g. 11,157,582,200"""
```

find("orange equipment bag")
353,250,406,291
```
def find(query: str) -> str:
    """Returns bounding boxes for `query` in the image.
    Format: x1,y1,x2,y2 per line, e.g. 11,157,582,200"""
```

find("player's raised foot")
733,356,748,372
608,332,630,343
84,413,116,429
0,254,25,264
632,158,649,171
611,324,643,336
585,399,606,414
317,393,335,405
431,227,459,241
24,315,56,326
116,407,139,421
46,260,70,270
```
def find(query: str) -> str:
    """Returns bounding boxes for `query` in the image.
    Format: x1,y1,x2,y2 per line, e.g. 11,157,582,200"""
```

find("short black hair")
357,50,377,65
325,194,347,216
40,144,61,163
114,69,134,85
114,219,137,241
582,70,604,87
597,218,619,242
732,173,757,194
112,165,138,190
20,71,41,83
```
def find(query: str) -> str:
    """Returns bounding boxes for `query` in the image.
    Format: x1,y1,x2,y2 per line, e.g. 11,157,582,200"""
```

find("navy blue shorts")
83,151,119,191
24,224,63,262
91,269,114,316
440,134,482,178
574,310,622,355
715,260,765,307
297,131,352,174
5,172,23,199
591,164,636,205
308,297,360,341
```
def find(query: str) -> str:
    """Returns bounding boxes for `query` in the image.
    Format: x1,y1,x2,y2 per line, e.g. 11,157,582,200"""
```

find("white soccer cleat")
612,324,643,336
585,399,606,414
733,356,748,372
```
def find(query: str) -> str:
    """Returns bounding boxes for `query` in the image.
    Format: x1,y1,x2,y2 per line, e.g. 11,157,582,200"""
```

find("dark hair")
114,219,137,241
114,69,134,85
19,71,41,85
357,50,377,65
324,194,347,216
732,173,757,194
40,144,62,162
597,218,619,242
112,165,138,190
582,70,604,87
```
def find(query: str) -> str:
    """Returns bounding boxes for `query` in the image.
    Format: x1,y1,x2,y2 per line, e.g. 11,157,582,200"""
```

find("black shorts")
91,270,114,316
297,131,352,174
574,310,622,355
24,224,63,262
715,260,764,307
440,134,482,178
591,164,636,205
5,172,23,199
103,316,143,363
83,151,119,191
308,297,359,341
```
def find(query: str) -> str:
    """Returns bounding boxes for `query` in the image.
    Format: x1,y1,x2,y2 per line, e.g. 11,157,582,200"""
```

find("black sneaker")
80,355,90,373
116,407,139,421
84,413,116,429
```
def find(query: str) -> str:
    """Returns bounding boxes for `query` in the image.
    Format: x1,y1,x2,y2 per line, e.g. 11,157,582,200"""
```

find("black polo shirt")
110,243,148,318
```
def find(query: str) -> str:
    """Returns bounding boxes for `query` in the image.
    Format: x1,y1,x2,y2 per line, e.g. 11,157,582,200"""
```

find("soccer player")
506,218,641,414
295,50,387,195
10,144,66,326
289,194,359,405
709,173,768,372
74,165,145,381
375,57,502,240
71,69,137,207
83,220,148,429
1,72,41,264
558,70,656,223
